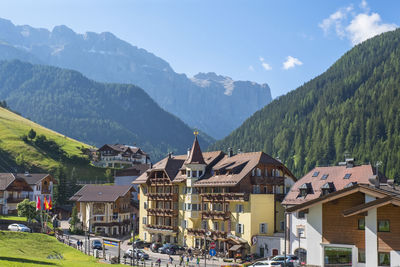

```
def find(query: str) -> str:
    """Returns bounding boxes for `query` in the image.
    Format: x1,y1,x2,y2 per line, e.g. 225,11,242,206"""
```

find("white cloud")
248,65,255,71
259,57,272,71
346,13,397,45
283,56,303,70
319,0,397,45
319,6,353,38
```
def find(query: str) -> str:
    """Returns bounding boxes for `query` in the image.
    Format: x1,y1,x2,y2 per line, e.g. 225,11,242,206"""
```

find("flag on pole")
36,196,41,210
44,196,50,210
48,196,52,210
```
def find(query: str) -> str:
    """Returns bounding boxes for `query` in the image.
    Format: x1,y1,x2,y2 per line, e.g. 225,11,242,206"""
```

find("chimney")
187,148,191,158
228,148,233,157
237,149,241,154
345,158,354,168
368,175,380,189
168,152,173,159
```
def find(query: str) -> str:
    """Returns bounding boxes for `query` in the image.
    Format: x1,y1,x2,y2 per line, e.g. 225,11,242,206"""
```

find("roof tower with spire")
185,131,206,165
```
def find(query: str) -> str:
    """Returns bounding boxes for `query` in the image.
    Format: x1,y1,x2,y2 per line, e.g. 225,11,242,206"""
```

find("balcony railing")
186,228,227,239
250,176,285,185
149,178,170,185
200,193,249,202
145,224,178,232
6,197,27,203
146,193,175,201
147,208,178,217
201,210,231,220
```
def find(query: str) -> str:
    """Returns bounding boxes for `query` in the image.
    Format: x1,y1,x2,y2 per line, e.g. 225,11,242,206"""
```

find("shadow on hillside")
0,257,56,265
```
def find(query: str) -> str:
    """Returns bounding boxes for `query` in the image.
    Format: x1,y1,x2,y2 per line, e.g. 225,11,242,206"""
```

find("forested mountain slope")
0,18,272,139
0,60,211,161
212,29,400,179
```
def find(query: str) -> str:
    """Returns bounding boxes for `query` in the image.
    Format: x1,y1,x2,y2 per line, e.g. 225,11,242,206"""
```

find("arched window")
256,168,261,176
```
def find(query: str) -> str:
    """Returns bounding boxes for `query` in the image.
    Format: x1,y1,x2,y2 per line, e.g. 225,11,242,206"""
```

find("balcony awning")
229,245,242,251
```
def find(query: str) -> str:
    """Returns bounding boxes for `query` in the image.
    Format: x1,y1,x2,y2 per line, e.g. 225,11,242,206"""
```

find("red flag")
48,196,52,210
44,196,49,210
36,196,41,210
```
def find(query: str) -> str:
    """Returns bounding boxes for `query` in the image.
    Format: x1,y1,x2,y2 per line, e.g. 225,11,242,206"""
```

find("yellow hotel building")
134,136,296,257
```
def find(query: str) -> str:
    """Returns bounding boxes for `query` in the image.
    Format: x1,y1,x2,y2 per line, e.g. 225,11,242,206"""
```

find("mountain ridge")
0,17,272,139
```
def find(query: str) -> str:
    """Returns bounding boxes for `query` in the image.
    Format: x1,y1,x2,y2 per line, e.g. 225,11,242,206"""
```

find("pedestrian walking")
186,255,190,266
156,258,161,267
169,255,173,264
196,256,200,266
179,255,184,266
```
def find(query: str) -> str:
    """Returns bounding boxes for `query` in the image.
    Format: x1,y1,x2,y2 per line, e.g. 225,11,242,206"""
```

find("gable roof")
69,185,134,202
15,173,52,186
133,151,224,184
194,151,296,187
185,136,206,165
286,183,400,213
0,173,33,191
98,144,147,155
282,164,375,206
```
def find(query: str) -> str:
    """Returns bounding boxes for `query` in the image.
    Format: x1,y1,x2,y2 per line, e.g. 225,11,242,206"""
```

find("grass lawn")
0,107,108,180
0,215,28,222
0,231,124,266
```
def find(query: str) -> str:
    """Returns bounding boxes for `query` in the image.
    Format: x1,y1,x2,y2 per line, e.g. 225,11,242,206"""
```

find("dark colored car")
158,243,174,254
166,245,185,255
92,240,102,250
133,240,151,249
151,242,163,252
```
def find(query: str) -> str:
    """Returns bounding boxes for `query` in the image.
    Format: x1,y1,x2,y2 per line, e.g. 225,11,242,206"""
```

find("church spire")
185,131,206,165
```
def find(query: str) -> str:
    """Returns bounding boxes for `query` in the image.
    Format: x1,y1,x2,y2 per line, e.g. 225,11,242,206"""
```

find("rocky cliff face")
0,18,272,139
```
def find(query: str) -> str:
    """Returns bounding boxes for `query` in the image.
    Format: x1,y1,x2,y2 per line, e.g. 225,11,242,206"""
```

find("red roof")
282,164,375,206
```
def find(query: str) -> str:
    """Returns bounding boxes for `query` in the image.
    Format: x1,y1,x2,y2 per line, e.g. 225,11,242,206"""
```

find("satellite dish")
206,231,212,236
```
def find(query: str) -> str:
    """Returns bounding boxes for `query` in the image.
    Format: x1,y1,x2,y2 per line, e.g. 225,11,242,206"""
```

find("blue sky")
0,0,398,97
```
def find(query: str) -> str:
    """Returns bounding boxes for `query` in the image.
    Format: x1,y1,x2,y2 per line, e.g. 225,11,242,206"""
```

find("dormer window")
344,182,357,188
321,182,335,196
344,173,352,179
321,174,329,180
298,183,313,198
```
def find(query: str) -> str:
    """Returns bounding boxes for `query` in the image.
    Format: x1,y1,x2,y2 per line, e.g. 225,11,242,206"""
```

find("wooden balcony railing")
146,193,176,201
7,197,27,203
186,228,227,239
250,176,284,185
200,193,249,202
149,178,170,185
145,224,178,232
201,210,231,220
146,208,178,217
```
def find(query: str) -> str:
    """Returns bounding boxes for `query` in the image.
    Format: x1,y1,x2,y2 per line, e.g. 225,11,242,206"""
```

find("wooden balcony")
7,197,27,203
145,224,178,232
186,228,227,239
201,210,230,220
200,193,249,202
149,178,170,185
146,208,178,217
251,176,284,185
146,193,176,201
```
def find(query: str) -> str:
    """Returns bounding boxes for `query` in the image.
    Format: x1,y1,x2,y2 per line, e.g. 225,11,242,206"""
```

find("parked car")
158,243,176,254
247,260,273,267
133,239,151,249
166,245,185,255
151,242,163,252
8,223,31,232
263,255,300,267
92,240,103,250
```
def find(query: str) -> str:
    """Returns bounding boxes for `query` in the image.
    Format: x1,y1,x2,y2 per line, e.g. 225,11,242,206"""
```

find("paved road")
64,234,227,267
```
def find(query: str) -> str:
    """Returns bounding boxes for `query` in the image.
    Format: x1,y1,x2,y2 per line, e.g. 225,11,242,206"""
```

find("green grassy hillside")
0,106,106,180
0,231,123,266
